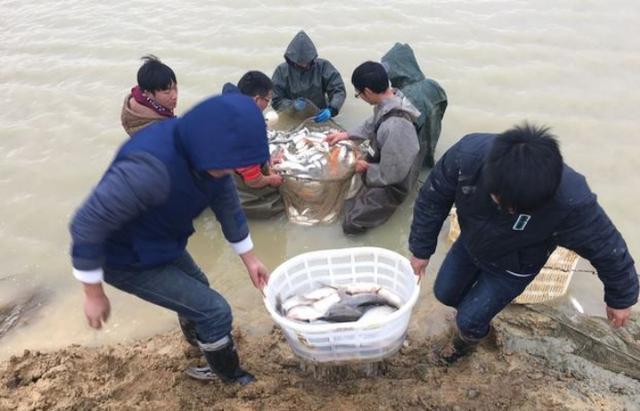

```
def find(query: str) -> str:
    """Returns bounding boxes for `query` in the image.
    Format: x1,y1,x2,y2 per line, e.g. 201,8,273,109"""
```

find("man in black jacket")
409,123,638,364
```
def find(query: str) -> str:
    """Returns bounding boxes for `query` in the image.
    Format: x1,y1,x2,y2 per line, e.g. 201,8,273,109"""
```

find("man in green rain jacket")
272,30,346,122
382,43,448,167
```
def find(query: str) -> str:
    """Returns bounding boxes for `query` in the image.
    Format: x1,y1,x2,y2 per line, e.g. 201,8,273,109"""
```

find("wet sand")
2,305,638,410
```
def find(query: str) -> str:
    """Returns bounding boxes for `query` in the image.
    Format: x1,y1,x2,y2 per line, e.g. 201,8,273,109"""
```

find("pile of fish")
277,283,403,324
268,128,357,180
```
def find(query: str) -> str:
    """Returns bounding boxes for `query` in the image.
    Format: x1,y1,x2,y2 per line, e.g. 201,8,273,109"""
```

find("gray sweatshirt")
348,90,421,187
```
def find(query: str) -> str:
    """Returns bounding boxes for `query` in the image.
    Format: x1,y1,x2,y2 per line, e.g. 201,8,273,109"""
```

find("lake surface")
1,0,638,359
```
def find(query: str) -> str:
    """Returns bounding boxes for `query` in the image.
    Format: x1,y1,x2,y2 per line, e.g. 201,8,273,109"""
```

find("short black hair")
237,71,273,98
484,123,563,212
137,55,177,92
351,61,389,94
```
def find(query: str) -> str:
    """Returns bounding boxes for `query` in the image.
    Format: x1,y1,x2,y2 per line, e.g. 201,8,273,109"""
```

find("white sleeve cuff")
230,235,253,255
73,267,104,284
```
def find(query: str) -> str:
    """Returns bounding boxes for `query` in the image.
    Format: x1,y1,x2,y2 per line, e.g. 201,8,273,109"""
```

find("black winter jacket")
409,133,638,309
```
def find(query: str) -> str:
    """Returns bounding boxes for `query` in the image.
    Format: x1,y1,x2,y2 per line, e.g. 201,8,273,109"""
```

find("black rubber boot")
178,316,199,347
187,336,256,385
432,333,479,365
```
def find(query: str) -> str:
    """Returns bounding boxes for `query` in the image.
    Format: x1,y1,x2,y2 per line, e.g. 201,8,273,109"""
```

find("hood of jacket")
176,93,269,171
284,30,318,66
375,89,421,123
221,82,241,94
381,43,426,89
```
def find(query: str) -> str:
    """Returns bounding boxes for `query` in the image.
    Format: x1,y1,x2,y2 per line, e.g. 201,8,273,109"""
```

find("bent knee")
211,299,232,324
194,295,233,325
433,284,462,308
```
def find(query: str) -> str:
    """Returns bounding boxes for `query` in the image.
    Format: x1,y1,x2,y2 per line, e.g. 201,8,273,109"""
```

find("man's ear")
363,87,377,99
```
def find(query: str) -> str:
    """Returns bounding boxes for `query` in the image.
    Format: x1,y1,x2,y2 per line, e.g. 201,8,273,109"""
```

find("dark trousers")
434,240,537,340
104,252,232,343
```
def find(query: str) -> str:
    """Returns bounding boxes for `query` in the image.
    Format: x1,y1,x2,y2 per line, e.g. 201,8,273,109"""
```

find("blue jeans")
434,240,537,340
104,252,232,343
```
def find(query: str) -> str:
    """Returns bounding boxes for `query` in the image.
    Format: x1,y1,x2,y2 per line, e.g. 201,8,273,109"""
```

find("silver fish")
308,132,329,140
281,295,314,313
303,287,338,300
357,305,396,324
275,160,308,172
377,288,403,308
340,282,382,295
281,283,402,323
310,292,342,314
286,305,322,321
320,304,366,323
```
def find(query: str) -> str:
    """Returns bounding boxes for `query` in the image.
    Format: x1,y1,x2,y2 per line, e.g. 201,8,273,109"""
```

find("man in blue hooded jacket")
69,94,270,385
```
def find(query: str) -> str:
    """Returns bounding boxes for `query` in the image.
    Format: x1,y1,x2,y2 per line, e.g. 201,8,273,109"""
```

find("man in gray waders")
381,43,448,168
409,124,638,364
326,61,421,234
69,94,270,385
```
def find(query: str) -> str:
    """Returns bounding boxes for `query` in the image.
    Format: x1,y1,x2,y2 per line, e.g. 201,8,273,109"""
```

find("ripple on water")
1,0,639,359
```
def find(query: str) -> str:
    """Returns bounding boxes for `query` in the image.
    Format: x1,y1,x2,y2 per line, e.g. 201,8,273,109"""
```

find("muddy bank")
1,306,638,410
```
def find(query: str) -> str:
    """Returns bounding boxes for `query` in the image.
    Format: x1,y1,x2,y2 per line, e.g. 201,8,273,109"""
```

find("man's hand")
325,131,348,145
83,283,110,329
270,149,284,165
240,250,269,290
606,306,631,328
410,256,429,281
354,160,369,174
267,174,284,187
314,108,332,123
293,97,306,112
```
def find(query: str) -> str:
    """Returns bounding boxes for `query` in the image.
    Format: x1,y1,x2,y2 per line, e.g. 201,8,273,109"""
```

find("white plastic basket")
263,247,421,364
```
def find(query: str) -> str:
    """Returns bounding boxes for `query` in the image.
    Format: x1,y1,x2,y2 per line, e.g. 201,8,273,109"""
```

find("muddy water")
1,0,638,359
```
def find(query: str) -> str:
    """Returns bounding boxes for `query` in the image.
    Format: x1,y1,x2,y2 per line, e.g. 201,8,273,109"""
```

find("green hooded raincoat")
271,31,346,115
382,43,447,167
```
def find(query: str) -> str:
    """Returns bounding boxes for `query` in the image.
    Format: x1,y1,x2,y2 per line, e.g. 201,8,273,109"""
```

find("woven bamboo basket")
447,208,579,304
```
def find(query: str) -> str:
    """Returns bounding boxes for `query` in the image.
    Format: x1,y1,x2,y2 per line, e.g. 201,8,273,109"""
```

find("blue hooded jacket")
70,94,269,270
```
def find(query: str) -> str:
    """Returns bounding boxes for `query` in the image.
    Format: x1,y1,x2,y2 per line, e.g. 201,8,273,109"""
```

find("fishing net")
270,106,359,225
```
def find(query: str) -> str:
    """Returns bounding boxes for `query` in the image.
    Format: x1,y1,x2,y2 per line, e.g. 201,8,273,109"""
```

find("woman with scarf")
121,55,178,136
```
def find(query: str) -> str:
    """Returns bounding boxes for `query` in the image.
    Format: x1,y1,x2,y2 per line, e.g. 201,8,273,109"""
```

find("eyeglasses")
355,90,363,99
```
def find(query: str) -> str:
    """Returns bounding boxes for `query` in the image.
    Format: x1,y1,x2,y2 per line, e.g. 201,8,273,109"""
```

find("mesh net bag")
271,109,358,225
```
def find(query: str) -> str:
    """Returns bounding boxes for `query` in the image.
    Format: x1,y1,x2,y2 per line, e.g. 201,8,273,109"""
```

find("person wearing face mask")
121,55,178,136
70,94,270,385
271,30,346,123
222,71,284,218
408,124,638,365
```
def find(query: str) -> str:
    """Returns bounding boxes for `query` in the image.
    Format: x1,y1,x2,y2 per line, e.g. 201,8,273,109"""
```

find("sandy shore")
1,305,639,410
